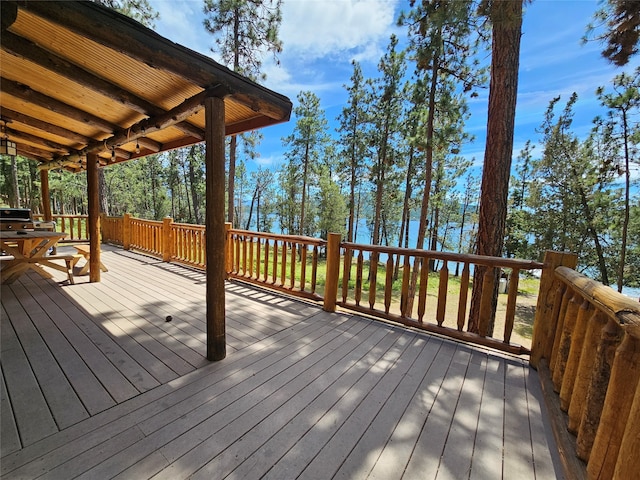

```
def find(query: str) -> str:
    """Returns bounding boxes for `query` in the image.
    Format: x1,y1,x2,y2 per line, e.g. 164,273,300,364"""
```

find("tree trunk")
468,0,523,334
228,136,237,227
300,143,309,236
98,167,109,215
407,55,439,312
188,146,201,224
618,108,630,292
9,155,20,208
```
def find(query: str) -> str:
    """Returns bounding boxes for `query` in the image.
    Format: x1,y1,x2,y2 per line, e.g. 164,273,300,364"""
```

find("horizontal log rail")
32,214,88,242
324,238,544,356
531,261,640,479
227,228,326,301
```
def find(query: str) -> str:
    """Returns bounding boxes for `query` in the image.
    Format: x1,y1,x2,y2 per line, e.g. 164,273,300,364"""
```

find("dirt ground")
378,282,537,351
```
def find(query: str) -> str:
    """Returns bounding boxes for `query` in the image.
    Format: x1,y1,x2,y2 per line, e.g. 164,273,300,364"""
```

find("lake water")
270,216,638,296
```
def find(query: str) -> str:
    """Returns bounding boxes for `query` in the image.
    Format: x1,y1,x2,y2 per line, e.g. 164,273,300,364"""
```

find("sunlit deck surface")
1,245,563,479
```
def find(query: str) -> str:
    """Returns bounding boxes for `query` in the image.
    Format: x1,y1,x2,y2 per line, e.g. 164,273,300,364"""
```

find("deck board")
1,245,563,479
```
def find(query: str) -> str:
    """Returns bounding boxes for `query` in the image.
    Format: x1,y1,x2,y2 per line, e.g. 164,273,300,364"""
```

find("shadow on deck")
1,246,563,479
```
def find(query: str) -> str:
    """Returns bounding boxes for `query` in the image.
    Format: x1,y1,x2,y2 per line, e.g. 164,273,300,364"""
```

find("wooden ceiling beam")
12,1,292,122
2,31,158,116
173,122,205,140
40,86,226,170
17,144,55,162
137,137,161,152
1,108,91,145
1,31,206,140
1,77,116,134
6,127,71,154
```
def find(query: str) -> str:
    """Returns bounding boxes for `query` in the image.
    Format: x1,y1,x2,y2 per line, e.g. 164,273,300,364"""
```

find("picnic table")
0,231,74,284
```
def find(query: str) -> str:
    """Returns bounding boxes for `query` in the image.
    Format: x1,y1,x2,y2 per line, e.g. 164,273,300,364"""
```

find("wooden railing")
101,215,123,246
322,235,544,355
171,221,206,269
100,215,588,357
227,229,326,301
33,214,89,242
530,258,640,479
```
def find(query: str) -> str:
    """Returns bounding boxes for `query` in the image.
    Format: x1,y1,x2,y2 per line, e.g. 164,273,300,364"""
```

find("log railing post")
588,334,640,479
323,232,341,313
162,217,173,262
123,213,131,250
575,319,624,461
550,286,572,374
560,300,593,411
567,311,608,433
553,292,582,392
613,359,640,479
530,250,578,369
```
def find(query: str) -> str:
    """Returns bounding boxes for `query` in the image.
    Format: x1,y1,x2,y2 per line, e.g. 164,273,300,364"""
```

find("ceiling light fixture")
0,120,17,156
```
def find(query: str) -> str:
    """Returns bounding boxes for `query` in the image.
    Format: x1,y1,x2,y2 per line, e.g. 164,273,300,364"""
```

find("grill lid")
0,208,32,221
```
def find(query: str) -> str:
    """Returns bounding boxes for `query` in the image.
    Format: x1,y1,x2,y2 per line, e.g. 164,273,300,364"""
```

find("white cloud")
152,1,212,56
254,153,286,168
279,0,399,60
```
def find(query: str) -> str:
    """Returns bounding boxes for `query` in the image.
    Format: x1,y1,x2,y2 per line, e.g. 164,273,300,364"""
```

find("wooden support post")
613,357,640,479
530,250,578,369
86,152,101,283
40,169,52,222
123,213,131,250
589,334,640,479
205,95,226,361
162,217,172,262
323,232,341,313
576,318,624,461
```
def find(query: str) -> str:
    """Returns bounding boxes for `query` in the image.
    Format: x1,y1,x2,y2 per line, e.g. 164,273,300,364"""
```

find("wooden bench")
39,254,76,284
73,244,108,275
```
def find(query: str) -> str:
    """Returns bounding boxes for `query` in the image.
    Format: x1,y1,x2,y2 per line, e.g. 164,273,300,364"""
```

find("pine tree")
595,69,640,291
203,0,283,226
337,61,371,242
469,0,523,335
282,91,330,236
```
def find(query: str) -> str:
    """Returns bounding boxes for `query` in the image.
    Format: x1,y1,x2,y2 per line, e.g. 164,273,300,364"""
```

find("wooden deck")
1,245,563,479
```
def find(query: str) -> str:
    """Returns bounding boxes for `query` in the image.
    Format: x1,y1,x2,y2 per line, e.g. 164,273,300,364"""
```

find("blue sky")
149,0,639,173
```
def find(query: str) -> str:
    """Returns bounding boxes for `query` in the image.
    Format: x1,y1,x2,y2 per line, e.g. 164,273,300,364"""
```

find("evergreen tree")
528,94,616,283
585,0,640,67
368,35,406,246
337,61,371,242
595,68,640,291
282,91,330,236
203,0,283,226
470,0,523,335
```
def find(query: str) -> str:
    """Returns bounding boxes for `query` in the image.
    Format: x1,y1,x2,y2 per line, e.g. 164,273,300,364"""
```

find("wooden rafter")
39,85,228,170
1,107,92,145
12,1,291,122
2,77,116,134
1,30,205,141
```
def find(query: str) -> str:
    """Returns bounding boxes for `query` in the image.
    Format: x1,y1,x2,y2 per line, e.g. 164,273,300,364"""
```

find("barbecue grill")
0,208,34,231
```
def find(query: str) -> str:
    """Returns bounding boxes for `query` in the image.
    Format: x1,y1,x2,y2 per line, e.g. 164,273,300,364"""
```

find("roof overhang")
0,0,292,172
